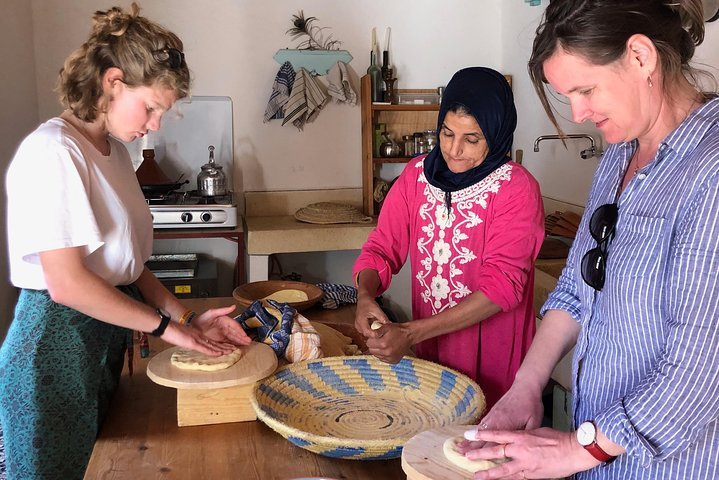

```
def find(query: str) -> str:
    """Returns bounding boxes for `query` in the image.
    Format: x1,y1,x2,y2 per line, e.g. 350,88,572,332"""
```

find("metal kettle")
197,145,227,196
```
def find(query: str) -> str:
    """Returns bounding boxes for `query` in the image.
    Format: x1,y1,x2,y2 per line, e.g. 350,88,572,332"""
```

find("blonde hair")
57,2,190,121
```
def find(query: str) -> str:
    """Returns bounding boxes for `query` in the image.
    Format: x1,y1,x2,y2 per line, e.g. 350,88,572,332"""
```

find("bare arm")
477,308,581,432
40,246,241,354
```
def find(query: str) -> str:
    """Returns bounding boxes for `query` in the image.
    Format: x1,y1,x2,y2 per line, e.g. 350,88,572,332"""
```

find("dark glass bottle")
380,51,390,101
367,51,382,103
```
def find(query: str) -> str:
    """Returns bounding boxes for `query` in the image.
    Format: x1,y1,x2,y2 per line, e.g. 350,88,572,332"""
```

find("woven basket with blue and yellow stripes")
251,355,485,460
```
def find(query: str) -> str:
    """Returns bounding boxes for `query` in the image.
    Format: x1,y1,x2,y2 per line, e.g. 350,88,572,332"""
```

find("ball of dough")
370,320,383,330
442,436,503,473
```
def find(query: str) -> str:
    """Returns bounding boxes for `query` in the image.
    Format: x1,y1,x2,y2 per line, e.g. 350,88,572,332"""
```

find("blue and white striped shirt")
543,97,719,479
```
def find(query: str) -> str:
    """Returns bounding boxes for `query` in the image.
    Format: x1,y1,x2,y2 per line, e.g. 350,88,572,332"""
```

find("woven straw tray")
251,355,485,460
294,202,373,225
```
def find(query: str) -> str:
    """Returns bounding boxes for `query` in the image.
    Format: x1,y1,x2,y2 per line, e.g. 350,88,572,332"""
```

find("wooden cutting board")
402,425,479,480
146,342,277,390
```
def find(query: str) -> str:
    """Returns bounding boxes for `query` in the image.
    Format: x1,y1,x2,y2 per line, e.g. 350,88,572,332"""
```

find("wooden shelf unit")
360,74,439,216
359,74,512,216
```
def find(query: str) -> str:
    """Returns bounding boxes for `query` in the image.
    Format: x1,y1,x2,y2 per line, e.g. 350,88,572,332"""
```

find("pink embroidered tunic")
354,156,545,408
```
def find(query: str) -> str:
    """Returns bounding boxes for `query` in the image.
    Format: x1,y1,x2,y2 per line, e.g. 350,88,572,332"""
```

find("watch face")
576,421,596,447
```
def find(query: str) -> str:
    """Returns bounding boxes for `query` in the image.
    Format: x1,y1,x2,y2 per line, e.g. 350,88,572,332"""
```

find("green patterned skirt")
0,287,136,480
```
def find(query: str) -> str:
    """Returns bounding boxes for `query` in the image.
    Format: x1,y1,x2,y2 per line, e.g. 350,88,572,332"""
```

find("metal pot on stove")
197,145,227,196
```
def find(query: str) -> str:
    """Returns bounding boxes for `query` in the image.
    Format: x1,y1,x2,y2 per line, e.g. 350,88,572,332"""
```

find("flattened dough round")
262,289,309,303
170,347,243,371
442,436,502,473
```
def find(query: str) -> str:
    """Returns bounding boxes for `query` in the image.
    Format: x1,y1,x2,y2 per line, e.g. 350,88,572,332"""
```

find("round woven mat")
294,202,373,224
251,355,485,460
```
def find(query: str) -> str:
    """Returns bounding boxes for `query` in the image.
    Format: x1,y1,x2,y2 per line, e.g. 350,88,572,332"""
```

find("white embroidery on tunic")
416,163,512,314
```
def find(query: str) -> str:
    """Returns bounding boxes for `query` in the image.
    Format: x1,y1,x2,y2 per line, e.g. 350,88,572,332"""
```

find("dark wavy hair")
528,0,710,133
57,2,191,121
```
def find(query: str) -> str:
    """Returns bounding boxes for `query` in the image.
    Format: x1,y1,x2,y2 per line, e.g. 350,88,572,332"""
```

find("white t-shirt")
6,118,153,289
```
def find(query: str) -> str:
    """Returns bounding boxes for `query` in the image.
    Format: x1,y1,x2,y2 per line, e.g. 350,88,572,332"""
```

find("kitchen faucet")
533,134,600,159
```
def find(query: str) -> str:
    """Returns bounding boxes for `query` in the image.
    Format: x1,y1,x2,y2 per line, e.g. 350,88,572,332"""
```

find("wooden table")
85,298,405,480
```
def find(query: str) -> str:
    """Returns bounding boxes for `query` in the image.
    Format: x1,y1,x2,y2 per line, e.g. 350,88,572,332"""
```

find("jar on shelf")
413,132,424,155
403,135,415,157
424,130,438,151
414,132,428,154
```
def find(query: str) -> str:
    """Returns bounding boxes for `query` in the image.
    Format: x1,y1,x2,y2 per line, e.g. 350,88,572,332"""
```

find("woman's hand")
354,296,412,363
465,428,599,479
354,295,390,338
160,321,240,356
471,380,545,436
191,305,253,346
364,322,414,364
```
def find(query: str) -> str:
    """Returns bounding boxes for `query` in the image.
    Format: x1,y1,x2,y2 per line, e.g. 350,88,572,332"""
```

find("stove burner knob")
181,212,193,223
201,212,212,223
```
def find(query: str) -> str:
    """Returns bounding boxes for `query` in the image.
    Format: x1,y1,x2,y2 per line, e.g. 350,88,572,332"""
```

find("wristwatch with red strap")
576,421,617,463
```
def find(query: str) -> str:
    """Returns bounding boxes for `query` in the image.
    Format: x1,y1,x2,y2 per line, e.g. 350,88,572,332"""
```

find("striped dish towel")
326,61,356,105
282,67,328,130
263,61,296,122
317,283,357,309
235,300,294,357
284,313,322,363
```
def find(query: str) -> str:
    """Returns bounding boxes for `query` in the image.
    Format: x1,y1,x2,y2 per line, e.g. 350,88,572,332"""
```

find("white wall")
31,0,503,195
0,0,38,338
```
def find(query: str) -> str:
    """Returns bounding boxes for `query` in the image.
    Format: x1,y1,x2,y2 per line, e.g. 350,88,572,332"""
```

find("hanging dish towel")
326,61,357,105
282,67,329,130
264,61,296,122
284,313,322,363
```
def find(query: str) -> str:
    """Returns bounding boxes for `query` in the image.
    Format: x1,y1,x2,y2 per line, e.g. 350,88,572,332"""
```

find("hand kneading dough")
170,347,243,371
262,289,309,303
443,436,502,473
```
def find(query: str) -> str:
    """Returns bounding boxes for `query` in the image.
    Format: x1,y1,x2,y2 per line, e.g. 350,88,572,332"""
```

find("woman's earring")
647,76,653,88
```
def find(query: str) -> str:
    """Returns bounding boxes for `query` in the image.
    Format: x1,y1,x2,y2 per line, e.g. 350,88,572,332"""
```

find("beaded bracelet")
178,309,197,326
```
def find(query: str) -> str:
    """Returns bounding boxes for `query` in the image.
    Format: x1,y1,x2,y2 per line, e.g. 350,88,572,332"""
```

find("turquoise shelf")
273,49,353,76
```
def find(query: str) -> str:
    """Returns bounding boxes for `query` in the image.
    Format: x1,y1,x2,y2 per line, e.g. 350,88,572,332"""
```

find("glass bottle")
367,51,382,103
413,132,425,154
403,135,415,157
381,51,391,102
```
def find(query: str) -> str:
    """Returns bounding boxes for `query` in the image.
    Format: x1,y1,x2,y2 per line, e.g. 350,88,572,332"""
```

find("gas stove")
146,190,238,229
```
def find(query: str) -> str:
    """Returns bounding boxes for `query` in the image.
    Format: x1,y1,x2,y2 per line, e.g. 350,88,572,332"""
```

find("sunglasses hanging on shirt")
580,203,619,291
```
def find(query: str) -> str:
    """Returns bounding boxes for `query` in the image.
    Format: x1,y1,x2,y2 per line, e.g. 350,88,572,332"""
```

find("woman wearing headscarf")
353,67,545,408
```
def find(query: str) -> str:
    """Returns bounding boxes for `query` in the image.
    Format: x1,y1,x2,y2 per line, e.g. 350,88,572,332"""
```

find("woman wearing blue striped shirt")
461,1,719,479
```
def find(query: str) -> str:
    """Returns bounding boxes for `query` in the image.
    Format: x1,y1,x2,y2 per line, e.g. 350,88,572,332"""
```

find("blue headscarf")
423,67,517,210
